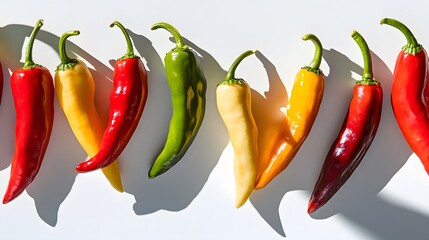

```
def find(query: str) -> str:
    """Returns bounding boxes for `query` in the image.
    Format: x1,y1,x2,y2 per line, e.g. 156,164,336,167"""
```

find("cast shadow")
247,49,411,236
310,50,429,239
248,52,288,236
125,33,229,214
0,24,114,226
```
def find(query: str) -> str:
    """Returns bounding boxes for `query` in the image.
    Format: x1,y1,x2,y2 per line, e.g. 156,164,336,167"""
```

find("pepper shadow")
309,51,429,239
309,50,411,217
123,33,229,214
247,52,288,236
248,48,362,236
0,24,113,226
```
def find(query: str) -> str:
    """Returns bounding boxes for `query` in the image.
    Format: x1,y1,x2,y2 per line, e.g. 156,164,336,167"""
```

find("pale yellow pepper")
217,50,258,208
256,34,325,189
54,30,123,192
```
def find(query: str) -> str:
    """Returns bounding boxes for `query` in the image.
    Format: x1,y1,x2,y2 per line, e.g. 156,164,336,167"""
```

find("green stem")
59,30,80,64
380,18,422,55
23,19,44,69
352,30,373,81
56,30,80,71
111,21,136,59
302,34,322,74
225,50,255,81
151,22,186,49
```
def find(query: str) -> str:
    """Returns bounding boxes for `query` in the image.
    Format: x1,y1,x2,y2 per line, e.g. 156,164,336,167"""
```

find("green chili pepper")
149,22,207,178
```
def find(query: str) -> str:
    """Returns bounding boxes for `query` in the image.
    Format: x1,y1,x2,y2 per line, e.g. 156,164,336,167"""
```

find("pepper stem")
151,22,186,49
23,19,44,69
302,34,323,74
59,30,80,64
352,31,373,81
110,21,136,59
225,50,255,81
380,18,422,55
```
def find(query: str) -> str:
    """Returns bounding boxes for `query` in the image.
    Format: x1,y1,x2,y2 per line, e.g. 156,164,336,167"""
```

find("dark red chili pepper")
75,21,148,172
3,19,54,204
308,31,382,213
380,18,429,174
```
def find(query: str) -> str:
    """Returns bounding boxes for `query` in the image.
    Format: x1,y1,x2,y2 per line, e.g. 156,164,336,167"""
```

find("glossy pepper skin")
76,21,148,172
54,30,123,192
149,22,207,178
308,31,383,213
380,18,429,174
3,19,54,204
216,50,258,208
255,34,324,189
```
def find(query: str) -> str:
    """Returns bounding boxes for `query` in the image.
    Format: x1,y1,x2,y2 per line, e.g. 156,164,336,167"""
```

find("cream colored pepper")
216,50,258,208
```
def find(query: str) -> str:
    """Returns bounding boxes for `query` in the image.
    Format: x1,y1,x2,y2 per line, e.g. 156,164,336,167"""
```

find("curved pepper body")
217,82,258,208
55,59,123,192
255,69,324,189
76,57,148,171
76,22,148,173
391,50,429,172
380,18,429,174
308,83,382,212
3,19,54,204
149,22,207,178
216,50,258,208
308,31,382,213
4,66,54,204
149,49,206,177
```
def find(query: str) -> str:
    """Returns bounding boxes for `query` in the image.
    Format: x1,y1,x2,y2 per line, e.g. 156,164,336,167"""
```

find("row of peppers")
218,17,429,212
0,20,205,204
0,18,427,213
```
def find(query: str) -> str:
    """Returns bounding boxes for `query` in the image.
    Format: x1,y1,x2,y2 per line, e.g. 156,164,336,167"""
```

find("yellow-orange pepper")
255,34,325,189
216,50,258,208
54,30,123,192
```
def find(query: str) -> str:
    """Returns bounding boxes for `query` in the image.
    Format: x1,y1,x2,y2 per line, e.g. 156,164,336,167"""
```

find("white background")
1,0,429,239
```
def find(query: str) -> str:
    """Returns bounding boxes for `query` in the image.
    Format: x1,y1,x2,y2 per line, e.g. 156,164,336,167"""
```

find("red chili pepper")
75,21,148,172
380,18,429,174
3,19,54,204
308,31,382,213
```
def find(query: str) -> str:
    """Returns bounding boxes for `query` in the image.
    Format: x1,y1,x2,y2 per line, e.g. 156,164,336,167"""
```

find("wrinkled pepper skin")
76,21,148,172
255,34,324,189
54,30,123,192
381,18,429,174
216,50,258,208
149,22,207,178
308,31,382,213
3,19,54,204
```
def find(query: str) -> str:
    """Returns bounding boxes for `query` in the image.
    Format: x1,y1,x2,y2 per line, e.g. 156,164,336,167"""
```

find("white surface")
1,0,429,239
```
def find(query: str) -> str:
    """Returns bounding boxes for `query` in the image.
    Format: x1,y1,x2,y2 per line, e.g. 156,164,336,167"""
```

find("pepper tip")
307,200,320,214
3,194,14,205
254,179,266,190
76,161,94,173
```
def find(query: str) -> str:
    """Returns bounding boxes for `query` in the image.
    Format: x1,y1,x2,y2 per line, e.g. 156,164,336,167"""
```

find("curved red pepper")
75,21,148,172
308,31,382,213
3,19,54,204
381,18,429,174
